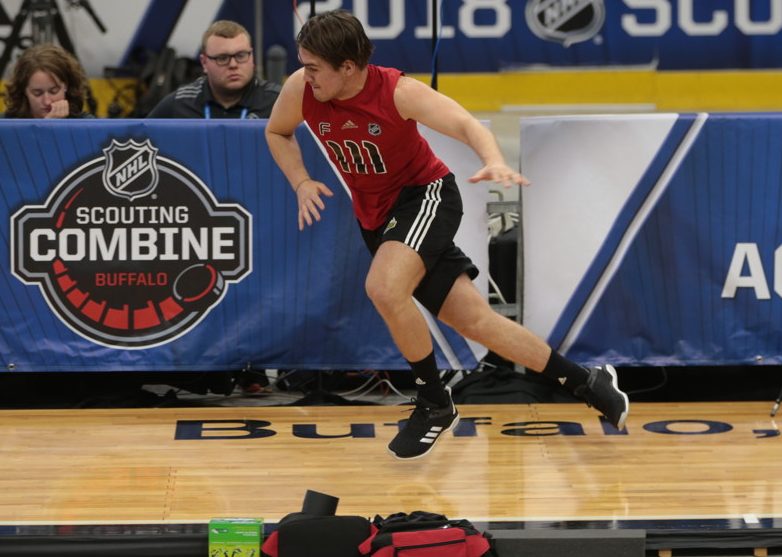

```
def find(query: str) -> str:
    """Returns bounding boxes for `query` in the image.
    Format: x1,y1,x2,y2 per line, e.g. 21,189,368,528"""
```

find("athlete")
265,10,629,460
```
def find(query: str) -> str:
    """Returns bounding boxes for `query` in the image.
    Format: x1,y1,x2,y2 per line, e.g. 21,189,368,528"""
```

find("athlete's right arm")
265,69,333,230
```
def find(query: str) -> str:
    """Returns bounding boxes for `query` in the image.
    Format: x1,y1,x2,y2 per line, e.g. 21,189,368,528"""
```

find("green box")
209,518,263,557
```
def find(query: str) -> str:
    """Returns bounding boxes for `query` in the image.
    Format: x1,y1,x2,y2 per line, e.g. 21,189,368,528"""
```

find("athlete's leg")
438,274,551,370
365,240,459,460
438,274,629,429
364,240,430,362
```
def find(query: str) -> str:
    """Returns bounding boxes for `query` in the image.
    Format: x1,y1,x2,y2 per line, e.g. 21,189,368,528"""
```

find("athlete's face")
200,34,254,95
25,70,67,118
298,47,353,102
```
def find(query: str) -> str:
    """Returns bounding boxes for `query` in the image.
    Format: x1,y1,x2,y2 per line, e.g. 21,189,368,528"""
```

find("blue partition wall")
523,113,782,366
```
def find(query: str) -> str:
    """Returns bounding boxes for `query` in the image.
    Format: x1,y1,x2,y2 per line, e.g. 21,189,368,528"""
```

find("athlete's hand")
469,163,530,188
44,99,70,119
295,179,334,230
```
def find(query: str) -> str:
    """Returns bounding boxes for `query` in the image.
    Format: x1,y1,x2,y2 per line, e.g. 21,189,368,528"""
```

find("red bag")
358,512,495,557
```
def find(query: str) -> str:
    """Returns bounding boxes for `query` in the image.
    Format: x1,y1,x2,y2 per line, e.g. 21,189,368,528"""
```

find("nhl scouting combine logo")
525,0,605,46
11,139,251,349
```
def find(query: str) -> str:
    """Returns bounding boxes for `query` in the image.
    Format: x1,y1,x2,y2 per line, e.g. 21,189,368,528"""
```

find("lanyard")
204,105,248,120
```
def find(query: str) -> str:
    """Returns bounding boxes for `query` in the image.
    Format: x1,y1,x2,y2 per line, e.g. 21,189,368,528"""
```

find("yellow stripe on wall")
410,69,782,113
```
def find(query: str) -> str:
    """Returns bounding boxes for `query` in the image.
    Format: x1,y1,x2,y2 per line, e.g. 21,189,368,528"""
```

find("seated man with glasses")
147,20,280,119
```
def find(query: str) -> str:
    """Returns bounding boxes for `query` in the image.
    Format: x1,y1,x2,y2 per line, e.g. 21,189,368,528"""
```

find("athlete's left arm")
394,76,529,188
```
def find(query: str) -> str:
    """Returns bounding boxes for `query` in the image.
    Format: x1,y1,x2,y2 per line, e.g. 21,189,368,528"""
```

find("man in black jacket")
147,20,280,119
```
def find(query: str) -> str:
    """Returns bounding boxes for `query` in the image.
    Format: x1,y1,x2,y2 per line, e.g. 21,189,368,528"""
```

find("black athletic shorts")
360,173,479,316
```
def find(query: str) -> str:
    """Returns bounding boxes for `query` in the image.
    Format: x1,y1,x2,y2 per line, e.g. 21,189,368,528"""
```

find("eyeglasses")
205,50,252,66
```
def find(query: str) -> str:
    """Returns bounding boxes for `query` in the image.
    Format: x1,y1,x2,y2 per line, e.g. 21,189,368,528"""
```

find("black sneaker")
388,386,459,460
574,364,629,429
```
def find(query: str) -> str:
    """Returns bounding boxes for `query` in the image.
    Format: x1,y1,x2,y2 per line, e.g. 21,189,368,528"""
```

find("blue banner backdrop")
0,120,479,372
257,0,782,73
118,1,782,77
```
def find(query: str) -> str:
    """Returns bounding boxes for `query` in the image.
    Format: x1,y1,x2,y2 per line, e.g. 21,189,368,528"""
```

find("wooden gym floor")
0,401,780,527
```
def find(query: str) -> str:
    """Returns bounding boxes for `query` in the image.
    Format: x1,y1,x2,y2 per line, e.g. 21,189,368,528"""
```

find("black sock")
408,351,449,406
541,351,589,392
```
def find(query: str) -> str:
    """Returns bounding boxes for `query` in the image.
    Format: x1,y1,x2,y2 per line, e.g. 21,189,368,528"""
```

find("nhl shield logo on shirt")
368,123,382,136
525,0,605,47
11,138,252,349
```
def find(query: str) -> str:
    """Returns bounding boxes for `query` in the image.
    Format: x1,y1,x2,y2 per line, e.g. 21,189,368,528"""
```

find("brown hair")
4,44,88,118
201,20,252,52
297,10,374,70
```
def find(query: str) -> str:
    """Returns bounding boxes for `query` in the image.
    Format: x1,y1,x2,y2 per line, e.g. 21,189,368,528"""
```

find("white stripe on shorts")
404,179,442,251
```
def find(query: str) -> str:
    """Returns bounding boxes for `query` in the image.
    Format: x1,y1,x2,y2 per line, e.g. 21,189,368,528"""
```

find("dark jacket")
146,75,280,119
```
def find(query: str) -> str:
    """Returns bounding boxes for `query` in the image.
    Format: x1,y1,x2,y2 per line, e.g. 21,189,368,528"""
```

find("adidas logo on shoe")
419,425,444,444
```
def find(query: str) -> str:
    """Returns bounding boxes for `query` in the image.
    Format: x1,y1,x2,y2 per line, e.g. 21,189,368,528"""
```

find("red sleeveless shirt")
302,65,449,230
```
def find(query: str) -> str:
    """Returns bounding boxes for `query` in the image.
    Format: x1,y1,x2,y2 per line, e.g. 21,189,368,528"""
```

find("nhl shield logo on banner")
102,139,159,201
525,0,605,47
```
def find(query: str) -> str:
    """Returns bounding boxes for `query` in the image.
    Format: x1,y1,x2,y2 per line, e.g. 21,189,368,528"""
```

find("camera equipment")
0,0,106,76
